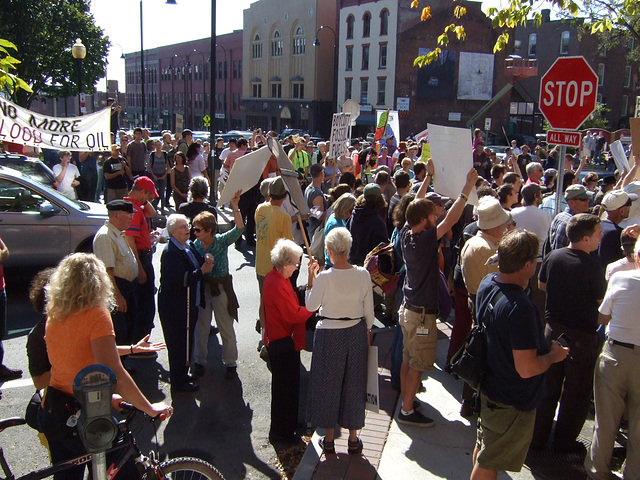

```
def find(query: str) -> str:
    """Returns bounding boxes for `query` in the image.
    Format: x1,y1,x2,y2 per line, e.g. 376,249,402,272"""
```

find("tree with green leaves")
0,0,109,108
0,39,32,95
411,0,636,66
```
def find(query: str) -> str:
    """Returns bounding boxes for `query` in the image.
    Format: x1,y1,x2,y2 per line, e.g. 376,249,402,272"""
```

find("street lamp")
72,38,86,116
140,0,176,127
188,49,207,129
313,25,338,114
215,44,228,132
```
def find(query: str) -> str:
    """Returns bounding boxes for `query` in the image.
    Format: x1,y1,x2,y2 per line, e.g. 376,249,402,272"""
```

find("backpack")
364,242,400,296
449,289,503,392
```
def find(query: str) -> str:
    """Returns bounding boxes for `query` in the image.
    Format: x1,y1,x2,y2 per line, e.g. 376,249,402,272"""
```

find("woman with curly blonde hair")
40,253,173,479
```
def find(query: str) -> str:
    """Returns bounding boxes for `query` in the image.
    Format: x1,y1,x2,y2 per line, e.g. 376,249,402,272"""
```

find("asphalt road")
0,234,314,480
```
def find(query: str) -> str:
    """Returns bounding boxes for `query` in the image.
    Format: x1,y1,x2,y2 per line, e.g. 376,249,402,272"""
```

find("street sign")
539,56,598,131
547,130,581,147
203,114,211,127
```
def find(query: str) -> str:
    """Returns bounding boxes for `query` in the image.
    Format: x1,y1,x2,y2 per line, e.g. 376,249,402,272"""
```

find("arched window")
346,15,355,39
380,9,389,36
293,26,305,55
271,30,283,57
252,34,262,59
363,12,371,37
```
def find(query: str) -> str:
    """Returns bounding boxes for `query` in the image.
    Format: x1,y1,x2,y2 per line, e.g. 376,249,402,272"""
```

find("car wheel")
75,238,94,254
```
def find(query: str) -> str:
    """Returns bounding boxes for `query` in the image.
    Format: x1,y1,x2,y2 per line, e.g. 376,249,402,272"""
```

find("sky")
90,0,558,90
90,0,256,90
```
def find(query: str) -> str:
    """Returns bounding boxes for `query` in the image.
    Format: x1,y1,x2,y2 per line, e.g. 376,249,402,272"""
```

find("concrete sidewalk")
295,320,598,480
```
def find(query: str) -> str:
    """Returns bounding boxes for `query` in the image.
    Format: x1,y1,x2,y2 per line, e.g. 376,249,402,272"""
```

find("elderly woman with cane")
158,214,213,393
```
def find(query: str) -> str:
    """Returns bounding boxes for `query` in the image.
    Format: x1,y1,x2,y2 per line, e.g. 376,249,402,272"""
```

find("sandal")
319,436,335,454
348,437,363,455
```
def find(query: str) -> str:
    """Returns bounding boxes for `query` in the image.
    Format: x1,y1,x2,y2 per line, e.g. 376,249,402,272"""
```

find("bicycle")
0,403,225,480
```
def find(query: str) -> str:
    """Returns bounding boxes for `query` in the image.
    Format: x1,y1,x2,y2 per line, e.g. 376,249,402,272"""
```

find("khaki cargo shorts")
399,304,437,371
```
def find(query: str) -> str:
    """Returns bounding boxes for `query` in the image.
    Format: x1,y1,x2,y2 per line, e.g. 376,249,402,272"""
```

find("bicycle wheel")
158,457,226,480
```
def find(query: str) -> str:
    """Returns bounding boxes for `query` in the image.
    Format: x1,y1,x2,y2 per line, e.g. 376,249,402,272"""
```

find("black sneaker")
0,366,23,382
397,409,434,428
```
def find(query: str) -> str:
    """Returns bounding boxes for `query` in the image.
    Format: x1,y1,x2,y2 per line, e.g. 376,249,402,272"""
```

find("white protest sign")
610,140,631,172
218,146,272,206
328,113,351,160
428,123,479,205
0,98,110,151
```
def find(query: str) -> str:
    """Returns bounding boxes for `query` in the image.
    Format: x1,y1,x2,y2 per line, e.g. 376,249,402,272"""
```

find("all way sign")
547,130,581,147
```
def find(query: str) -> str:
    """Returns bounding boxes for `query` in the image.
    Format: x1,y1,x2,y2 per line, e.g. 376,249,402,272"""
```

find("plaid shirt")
549,207,577,250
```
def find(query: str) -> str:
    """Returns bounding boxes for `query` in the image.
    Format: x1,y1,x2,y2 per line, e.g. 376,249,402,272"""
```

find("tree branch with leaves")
0,39,31,95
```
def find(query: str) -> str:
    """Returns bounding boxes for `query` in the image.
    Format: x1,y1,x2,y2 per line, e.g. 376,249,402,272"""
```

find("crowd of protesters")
3,120,639,479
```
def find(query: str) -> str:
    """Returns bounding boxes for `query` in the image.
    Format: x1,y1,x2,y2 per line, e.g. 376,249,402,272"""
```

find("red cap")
133,176,159,198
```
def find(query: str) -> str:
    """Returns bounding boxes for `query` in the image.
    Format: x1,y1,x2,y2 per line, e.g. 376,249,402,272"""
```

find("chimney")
541,9,551,22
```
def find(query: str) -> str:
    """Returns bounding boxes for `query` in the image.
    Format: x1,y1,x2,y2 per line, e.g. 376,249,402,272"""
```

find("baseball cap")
601,190,638,211
106,199,134,213
599,175,617,186
564,184,593,201
260,178,274,198
425,192,451,206
363,183,383,200
133,176,159,198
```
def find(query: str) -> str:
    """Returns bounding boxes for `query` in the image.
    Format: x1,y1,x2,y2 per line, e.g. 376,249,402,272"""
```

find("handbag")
449,289,504,391
25,389,43,431
309,224,325,264
37,386,81,441
364,242,400,296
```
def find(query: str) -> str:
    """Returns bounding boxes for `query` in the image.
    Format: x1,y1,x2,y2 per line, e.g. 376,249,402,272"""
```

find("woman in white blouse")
306,227,375,455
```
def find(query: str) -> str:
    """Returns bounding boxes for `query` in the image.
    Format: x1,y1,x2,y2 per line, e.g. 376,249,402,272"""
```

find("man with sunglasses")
548,184,593,250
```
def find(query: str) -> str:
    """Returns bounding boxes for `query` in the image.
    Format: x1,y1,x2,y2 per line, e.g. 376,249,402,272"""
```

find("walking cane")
186,284,190,367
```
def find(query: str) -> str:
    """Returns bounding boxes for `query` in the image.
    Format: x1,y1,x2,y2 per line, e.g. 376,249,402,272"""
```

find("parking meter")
72,364,118,453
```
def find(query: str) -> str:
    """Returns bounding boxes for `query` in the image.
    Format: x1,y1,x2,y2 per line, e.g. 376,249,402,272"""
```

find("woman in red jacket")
263,239,316,444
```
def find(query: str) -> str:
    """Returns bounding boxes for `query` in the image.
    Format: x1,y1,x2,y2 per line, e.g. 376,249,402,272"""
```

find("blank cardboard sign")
630,117,640,164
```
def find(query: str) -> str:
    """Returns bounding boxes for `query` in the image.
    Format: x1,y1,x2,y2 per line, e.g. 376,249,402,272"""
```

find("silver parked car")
0,165,107,268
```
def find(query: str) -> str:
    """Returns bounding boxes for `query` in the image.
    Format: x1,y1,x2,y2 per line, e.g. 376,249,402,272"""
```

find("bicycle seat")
0,417,26,431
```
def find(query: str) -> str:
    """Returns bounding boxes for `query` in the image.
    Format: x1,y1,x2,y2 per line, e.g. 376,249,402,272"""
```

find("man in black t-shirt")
532,213,606,453
473,231,568,479
103,144,131,202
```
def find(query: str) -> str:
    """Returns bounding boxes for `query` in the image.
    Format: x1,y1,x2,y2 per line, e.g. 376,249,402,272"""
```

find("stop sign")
539,56,598,131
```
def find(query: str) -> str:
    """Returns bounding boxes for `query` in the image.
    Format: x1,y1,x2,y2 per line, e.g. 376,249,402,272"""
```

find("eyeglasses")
290,263,301,268
192,227,203,233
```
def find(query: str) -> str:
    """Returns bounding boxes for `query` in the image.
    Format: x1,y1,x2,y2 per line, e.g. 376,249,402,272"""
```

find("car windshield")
7,174,88,211
0,160,53,186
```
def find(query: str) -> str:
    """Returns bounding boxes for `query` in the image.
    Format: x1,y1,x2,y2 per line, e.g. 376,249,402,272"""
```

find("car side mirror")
39,201,58,216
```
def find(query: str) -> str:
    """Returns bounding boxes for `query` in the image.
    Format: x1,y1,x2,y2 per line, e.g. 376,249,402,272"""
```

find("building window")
346,46,353,71
622,95,629,117
218,62,223,80
238,60,242,78
232,93,238,111
599,45,607,57
205,93,209,109
252,34,262,58
293,26,305,55
597,63,605,86
363,12,371,38
292,82,304,99
271,30,283,57
380,9,389,36
528,33,537,57
377,78,386,105
379,43,387,69
360,78,368,104
252,83,262,98
345,78,352,101
346,15,355,39
624,66,632,88
362,45,370,70
628,37,635,53
560,31,570,55
271,82,282,98
233,60,239,79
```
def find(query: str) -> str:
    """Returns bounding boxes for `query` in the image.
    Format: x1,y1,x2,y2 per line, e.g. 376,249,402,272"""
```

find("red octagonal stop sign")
539,56,598,131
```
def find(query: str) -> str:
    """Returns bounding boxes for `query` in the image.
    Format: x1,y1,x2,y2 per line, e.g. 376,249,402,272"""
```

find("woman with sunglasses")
191,190,243,380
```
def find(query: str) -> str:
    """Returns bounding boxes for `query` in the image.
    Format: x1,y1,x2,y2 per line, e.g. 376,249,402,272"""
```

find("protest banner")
375,110,400,152
428,123,479,205
416,127,431,162
328,113,351,160
218,146,271,206
0,98,110,151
